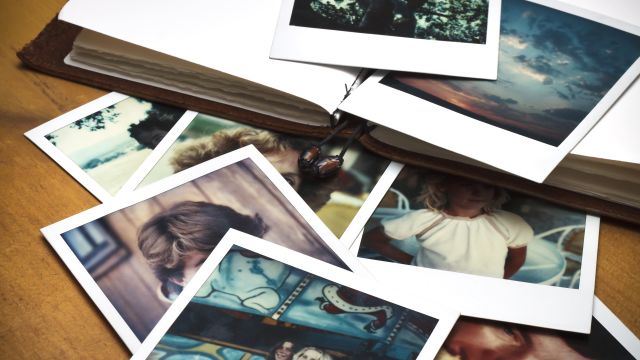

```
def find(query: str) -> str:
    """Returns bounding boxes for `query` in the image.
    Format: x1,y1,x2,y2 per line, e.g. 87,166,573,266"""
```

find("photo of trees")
45,97,185,195
290,0,489,43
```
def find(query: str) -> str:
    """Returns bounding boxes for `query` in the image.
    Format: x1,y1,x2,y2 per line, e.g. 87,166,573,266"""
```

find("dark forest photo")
290,0,489,43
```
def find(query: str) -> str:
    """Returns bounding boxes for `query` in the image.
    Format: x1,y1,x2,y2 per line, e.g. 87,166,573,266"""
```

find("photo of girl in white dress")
360,166,587,286
364,173,532,279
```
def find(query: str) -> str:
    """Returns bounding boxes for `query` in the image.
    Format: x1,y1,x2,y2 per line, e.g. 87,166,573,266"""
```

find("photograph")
381,0,640,146
125,112,392,238
337,0,640,182
343,164,599,331
358,166,587,286
40,147,371,352
271,0,501,78
435,298,639,360
25,93,187,200
289,0,490,43
132,230,459,360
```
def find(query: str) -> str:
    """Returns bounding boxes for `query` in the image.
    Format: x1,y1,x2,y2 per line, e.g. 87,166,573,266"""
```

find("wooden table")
1,1,638,358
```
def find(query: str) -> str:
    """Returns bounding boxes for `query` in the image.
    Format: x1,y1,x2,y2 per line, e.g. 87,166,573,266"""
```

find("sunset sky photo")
382,0,640,146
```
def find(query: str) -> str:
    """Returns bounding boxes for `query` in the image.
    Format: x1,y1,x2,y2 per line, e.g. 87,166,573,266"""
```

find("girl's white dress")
381,209,533,278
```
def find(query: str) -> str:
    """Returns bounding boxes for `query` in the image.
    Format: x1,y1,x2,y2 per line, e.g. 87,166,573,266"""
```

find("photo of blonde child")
360,166,587,286
364,173,532,278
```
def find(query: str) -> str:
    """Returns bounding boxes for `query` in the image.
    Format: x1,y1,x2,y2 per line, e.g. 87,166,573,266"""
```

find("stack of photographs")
24,0,640,358
27,90,639,359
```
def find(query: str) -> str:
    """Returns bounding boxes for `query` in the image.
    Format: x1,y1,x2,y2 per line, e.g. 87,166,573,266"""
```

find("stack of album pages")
20,0,640,359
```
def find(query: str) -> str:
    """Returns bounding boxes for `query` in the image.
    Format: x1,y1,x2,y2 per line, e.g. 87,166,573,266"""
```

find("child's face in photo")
174,251,208,286
443,319,589,360
275,341,294,360
265,148,301,190
443,178,495,215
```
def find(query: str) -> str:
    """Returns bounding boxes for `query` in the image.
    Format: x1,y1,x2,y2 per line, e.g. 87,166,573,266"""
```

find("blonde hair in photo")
418,173,509,214
171,127,292,172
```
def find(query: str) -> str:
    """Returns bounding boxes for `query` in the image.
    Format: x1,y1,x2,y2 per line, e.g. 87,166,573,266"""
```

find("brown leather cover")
18,17,640,225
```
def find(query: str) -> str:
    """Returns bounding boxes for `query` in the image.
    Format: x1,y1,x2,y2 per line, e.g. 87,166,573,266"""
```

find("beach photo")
381,0,640,146
132,231,459,360
128,112,391,238
25,93,186,200
40,147,368,350
289,0,489,43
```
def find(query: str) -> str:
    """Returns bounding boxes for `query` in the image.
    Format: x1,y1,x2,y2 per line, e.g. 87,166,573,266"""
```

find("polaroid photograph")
132,229,459,360
40,146,372,352
433,297,640,359
119,112,396,239
338,0,640,183
343,164,599,332
24,93,189,201
271,0,501,79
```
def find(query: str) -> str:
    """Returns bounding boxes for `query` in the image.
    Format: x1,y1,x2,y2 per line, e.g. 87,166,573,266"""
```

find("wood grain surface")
0,1,638,359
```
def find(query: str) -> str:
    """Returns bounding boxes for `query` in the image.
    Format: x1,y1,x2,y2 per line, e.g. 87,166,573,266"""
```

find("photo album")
9,0,628,226
55,0,639,183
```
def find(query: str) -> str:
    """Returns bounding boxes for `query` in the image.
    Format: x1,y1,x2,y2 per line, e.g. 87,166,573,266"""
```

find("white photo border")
593,297,640,358
271,0,501,79
25,92,130,202
131,229,460,360
353,216,597,333
338,0,640,183
117,110,198,194
24,93,193,202
338,161,404,243
40,145,374,353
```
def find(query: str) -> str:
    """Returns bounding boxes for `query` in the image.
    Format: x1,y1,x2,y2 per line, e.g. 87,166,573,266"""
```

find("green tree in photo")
292,0,488,43
414,0,488,43
71,104,120,132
